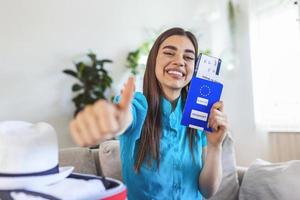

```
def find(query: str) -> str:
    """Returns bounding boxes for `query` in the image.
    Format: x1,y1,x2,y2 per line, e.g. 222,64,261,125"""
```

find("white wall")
0,0,212,147
0,0,269,165
224,0,269,166
203,0,269,166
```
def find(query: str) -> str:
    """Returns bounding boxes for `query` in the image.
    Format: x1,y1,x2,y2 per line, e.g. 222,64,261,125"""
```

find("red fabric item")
101,189,127,200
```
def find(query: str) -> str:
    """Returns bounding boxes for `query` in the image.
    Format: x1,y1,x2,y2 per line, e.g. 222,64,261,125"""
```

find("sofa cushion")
239,159,300,200
59,147,97,175
205,133,239,200
99,140,122,181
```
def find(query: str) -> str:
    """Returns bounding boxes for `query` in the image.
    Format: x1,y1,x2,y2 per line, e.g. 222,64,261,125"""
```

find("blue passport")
181,54,223,132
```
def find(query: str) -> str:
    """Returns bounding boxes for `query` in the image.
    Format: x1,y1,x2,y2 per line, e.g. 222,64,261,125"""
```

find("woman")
70,27,228,200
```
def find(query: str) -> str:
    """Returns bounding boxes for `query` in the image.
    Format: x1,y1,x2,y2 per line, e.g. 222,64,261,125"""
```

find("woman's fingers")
208,101,227,131
69,120,84,146
211,101,224,112
93,100,120,135
75,112,96,146
82,105,102,141
209,116,227,131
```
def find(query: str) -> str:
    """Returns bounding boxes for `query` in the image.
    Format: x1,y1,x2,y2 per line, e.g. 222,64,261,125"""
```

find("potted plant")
126,41,152,75
63,52,113,116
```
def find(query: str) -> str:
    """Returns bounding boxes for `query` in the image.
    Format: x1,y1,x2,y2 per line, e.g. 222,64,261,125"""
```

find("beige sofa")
59,136,247,200
59,140,123,181
61,138,300,200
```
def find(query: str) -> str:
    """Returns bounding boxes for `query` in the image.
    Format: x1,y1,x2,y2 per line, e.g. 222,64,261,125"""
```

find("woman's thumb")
118,77,135,110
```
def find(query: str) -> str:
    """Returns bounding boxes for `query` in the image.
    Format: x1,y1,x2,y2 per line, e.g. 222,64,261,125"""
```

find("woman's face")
155,35,196,96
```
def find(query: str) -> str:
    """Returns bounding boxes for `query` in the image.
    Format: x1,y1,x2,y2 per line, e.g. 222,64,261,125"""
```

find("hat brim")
0,166,74,190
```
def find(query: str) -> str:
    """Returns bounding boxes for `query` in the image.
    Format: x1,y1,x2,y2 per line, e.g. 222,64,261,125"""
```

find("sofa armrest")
236,166,248,186
99,140,122,181
59,147,98,175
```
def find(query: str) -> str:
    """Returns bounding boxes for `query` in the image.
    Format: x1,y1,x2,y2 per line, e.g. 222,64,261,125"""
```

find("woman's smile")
165,67,186,79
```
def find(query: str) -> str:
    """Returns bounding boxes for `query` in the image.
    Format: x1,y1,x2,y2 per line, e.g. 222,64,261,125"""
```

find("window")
250,0,300,131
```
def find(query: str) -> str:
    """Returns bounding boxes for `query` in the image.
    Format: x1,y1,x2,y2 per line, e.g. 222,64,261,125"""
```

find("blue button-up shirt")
115,92,207,200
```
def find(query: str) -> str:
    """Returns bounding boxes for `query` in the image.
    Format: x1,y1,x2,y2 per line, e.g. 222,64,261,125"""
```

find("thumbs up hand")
69,77,135,147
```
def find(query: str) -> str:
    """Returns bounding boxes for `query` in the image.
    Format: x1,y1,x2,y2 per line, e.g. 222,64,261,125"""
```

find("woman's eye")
185,56,195,61
163,52,174,56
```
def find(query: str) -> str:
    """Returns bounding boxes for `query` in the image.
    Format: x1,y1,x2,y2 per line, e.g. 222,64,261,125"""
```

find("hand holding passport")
181,54,223,132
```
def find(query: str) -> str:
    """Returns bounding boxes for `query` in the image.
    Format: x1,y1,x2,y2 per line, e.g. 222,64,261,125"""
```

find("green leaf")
200,49,211,56
96,59,113,65
63,69,78,78
87,53,97,63
97,68,108,75
75,62,84,72
74,62,86,80
72,93,85,110
72,84,83,91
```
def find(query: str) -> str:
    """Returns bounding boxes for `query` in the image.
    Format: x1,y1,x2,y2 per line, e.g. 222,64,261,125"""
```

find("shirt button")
174,163,180,170
173,183,181,190
173,183,178,189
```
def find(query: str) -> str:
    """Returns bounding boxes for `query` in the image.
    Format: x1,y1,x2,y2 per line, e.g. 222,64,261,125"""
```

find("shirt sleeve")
113,92,148,158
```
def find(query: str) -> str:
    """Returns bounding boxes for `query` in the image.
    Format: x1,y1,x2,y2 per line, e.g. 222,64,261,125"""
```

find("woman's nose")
174,54,184,67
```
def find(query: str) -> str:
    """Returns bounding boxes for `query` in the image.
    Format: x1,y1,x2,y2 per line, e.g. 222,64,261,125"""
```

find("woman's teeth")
167,70,183,77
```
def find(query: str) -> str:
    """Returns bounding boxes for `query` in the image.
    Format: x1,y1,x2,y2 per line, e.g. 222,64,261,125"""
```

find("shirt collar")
161,95,182,116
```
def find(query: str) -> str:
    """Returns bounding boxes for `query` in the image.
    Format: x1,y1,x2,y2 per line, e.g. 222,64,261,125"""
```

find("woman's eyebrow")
185,49,195,55
162,45,177,51
162,45,195,55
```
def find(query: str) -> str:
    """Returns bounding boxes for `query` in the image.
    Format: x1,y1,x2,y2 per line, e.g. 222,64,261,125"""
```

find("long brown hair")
134,27,199,172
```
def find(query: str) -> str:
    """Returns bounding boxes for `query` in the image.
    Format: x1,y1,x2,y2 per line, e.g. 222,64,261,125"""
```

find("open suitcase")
0,173,127,200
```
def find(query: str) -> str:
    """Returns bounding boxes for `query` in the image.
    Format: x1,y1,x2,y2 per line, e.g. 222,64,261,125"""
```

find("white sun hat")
0,121,73,190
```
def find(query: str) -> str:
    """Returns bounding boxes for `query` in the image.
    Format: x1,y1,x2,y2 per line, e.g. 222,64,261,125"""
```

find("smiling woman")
155,35,196,101
69,27,229,200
